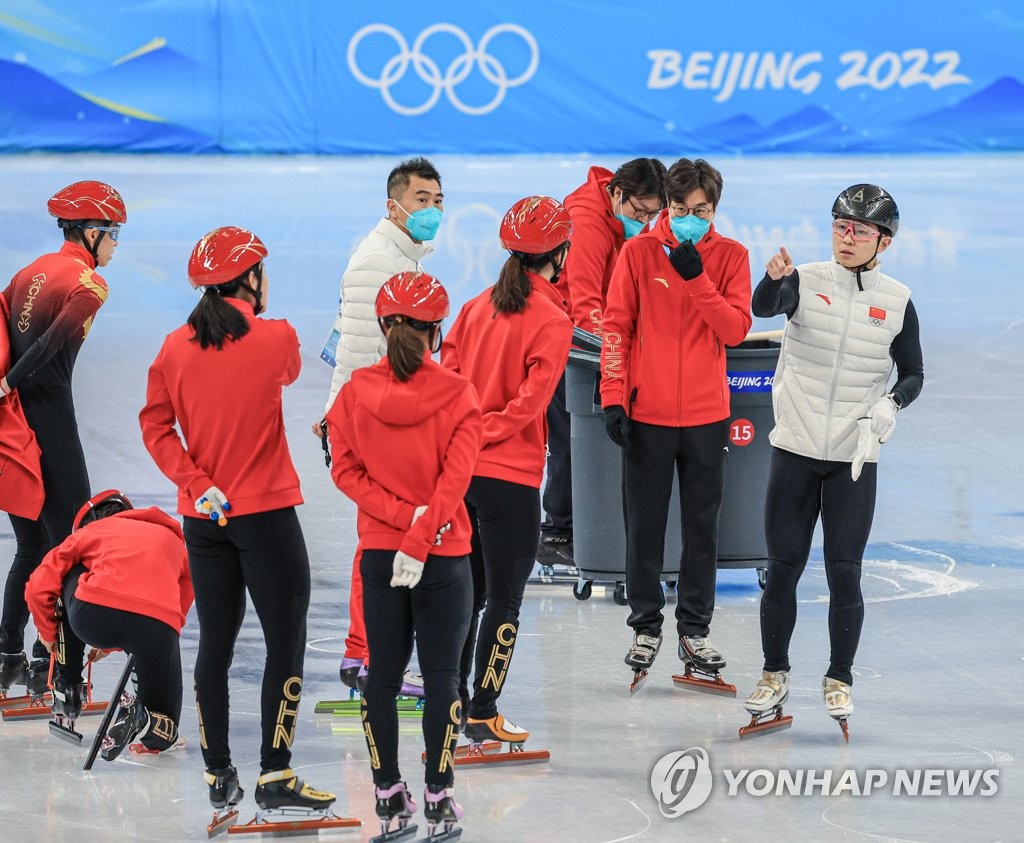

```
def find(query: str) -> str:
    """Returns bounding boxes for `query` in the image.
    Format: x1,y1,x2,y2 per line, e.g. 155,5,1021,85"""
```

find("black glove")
603,405,631,450
669,240,703,280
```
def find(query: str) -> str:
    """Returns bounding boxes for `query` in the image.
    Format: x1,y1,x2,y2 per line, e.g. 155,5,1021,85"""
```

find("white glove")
411,505,428,525
869,395,898,443
851,418,873,481
391,551,424,589
195,486,231,525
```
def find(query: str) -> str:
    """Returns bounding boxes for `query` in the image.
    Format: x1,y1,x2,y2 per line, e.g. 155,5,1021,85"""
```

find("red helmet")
48,181,127,223
188,227,268,287
499,196,572,255
73,489,133,531
376,271,450,323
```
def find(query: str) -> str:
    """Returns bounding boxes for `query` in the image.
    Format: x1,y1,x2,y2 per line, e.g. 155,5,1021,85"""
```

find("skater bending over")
327,271,480,837
743,184,923,738
442,196,573,746
140,227,334,822
25,490,192,757
599,159,751,686
0,181,127,699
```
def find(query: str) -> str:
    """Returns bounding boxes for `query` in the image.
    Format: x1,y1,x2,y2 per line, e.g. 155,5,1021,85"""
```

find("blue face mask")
616,214,645,240
670,214,711,245
397,203,442,241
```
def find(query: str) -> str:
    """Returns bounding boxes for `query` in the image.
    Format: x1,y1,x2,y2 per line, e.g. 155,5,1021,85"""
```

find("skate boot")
739,670,793,737
464,712,529,747
205,765,244,835
24,657,51,702
339,656,363,697
673,635,736,695
625,631,662,693
536,534,574,576
100,698,150,761
400,670,425,700
49,672,86,744
371,780,418,842
822,676,853,741
254,768,336,817
423,784,464,841
357,664,369,694
0,652,28,698
451,712,549,766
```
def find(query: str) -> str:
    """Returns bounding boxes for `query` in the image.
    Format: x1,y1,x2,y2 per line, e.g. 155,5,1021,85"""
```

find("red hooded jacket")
139,299,303,517
441,274,572,488
600,213,752,427
328,353,482,562
25,507,193,644
561,166,626,334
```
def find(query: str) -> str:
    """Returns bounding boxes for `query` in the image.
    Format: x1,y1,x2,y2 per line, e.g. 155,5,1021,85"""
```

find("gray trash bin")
565,332,780,601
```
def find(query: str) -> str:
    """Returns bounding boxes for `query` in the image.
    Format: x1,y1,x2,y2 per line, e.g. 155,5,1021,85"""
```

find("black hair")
665,158,724,208
491,243,567,315
381,318,434,382
609,158,668,203
387,157,442,199
187,267,259,350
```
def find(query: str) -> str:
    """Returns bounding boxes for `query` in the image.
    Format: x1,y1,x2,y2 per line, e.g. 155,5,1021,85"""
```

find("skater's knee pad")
139,711,179,751
824,559,863,608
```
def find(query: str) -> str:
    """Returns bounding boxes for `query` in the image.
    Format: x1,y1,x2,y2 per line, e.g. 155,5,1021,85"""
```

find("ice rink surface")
0,151,1021,842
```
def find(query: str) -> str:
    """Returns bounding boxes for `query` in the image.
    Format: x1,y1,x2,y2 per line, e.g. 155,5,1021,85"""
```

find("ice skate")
228,768,359,835
625,631,662,694
822,677,853,741
400,670,425,699
2,655,102,721
48,673,86,745
422,784,463,841
535,534,576,580
457,713,549,766
0,652,43,710
205,765,244,837
739,670,794,738
24,657,51,701
100,697,150,761
369,781,418,843
338,656,363,696
672,636,737,696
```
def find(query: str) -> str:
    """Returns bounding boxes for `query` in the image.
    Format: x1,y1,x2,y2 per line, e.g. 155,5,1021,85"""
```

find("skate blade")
3,699,108,721
832,716,850,742
451,746,550,767
628,669,649,695
424,823,463,841
130,737,188,756
208,809,239,838
369,821,418,843
322,698,424,716
0,691,52,710
226,811,360,835
738,712,794,739
48,719,84,745
671,672,738,696
421,740,501,764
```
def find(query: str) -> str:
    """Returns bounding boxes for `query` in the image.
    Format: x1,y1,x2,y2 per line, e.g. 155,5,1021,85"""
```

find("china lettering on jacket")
18,273,46,333
603,331,623,380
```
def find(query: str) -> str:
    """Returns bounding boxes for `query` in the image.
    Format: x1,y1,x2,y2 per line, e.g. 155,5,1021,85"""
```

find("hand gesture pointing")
766,246,794,281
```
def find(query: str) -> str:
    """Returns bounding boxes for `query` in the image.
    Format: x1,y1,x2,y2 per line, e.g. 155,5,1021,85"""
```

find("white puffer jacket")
770,260,910,463
322,217,432,413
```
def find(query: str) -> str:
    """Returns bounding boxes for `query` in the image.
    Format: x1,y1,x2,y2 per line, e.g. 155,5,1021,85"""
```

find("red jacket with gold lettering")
599,213,752,427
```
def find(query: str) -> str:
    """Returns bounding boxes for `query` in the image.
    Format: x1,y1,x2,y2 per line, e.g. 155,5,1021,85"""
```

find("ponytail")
188,281,252,350
491,254,532,314
385,319,430,382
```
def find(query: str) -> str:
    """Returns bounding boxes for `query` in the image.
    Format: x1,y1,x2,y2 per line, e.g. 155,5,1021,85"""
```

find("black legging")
360,549,471,788
2,394,89,658
459,476,539,721
623,419,729,638
57,566,183,723
760,447,877,685
541,372,572,538
184,507,310,773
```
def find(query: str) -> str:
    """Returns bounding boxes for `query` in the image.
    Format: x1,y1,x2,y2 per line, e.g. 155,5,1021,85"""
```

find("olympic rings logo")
347,23,539,116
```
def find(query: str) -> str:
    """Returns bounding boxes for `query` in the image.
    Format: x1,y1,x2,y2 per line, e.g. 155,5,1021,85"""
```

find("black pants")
2,394,89,658
360,549,471,788
185,508,310,773
57,566,183,722
541,372,572,538
760,447,876,685
623,419,728,638
460,476,539,720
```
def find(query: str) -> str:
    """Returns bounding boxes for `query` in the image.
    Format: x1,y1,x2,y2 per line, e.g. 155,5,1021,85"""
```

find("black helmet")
73,489,133,531
832,184,899,237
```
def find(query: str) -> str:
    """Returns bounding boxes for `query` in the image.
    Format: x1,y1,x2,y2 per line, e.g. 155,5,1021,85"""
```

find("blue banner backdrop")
0,1,1021,154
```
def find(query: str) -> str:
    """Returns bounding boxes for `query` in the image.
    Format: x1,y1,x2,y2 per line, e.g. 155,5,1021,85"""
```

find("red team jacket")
561,166,627,335
441,274,572,488
25,507,194,644
327,353,482,562
139,299,303,517
600,213,752,427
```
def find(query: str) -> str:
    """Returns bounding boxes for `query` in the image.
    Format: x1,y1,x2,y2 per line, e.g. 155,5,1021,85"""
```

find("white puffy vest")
769,260,910,463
